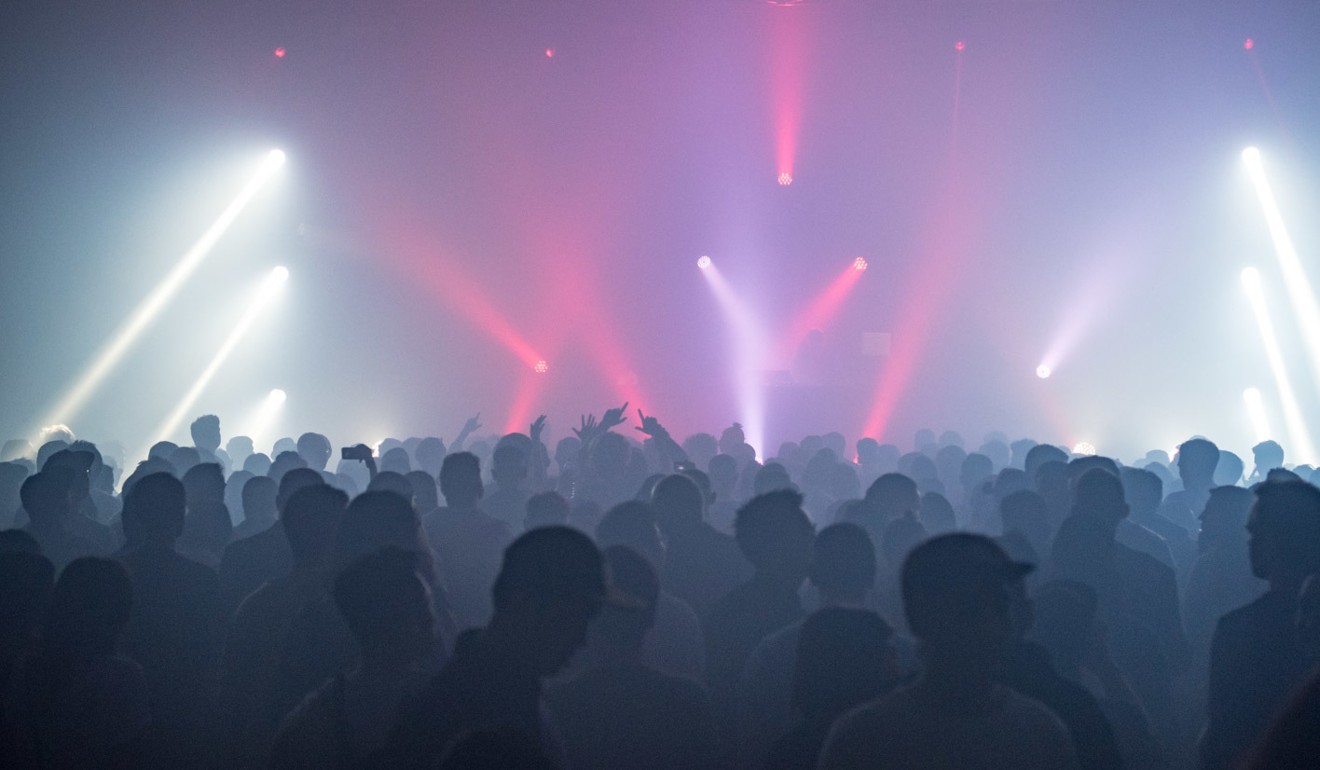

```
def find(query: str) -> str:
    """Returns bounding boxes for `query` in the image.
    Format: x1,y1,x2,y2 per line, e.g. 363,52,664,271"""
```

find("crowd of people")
2,405,1320,768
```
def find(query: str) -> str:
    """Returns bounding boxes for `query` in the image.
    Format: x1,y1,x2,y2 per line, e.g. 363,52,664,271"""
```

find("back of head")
1249,481,1320,578
190,414,222,453
492,444,528,486
493,526,605,613
864,473,920,519
123,472,187,544
283,484,349,566
20,469,73,528
44,556,133,659
277,467,324,514
1201,484,1256,543
901,533,1031,660
406,470,439,511
334,547,433,651
792,607,894,721
1071,468,1128,526
810,523,877,601
1178,438,1220,487
919,492,958,534
524,491,570,531
651,473,704,533
1253,440,1285,473
242,474,278,523
182,462,224,502
415,437,447,476
1025,444,1068,480
734,489,815,577
1215,451,1245,487
1119,467,1163,514
595,501,663,568
590,545,660,649
268,450,309,485
754,463,795,496
1066,456,1120,486
296,432,332,471
335,491,426,572
440,452,483,508
368,470,414,499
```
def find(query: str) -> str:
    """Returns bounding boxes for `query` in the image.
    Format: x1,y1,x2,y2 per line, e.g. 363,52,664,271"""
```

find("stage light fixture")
1244,39,1254,50
1243,387,1272,443
697,255,712,270
38,149,287,435
275,47,286,59
1072,442,1096,457
955,41,966,52
141,266,290,456
853,257,868,271
778,172,793,186
534,360,549,374
1036,364,1051,379
1240,266,1317,463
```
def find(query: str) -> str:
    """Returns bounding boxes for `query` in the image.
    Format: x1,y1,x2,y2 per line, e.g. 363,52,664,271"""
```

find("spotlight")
269,388,287,404
36,148,288,435
853,257,868,272
274,47,286,59
1072,442,1097,457
141,266,290,453
1244,38,1254,50
697,255,712,270
545,48,555,58
955,41,966,52
1240,265,1318,463
534,360,549,374
1243,387,1271,443
778,172,793,186
1036,364,1051,379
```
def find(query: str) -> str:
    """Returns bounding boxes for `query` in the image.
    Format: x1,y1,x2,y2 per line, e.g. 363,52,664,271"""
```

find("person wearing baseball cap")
819,533,1079,769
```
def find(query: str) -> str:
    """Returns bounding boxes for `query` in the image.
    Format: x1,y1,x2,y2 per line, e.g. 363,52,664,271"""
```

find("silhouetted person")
218,466,320,613
424,451,513,630
268,450,309,485
652,472,752,619
547,546,717,769
3,557,150,767
270,548,439,768
226,435,254,472
0,548,55,725
295,431,333,474
819,533,1079,768
704,490,814,750
20,468,100,570
179,462,231,567
524,490,569,531
595,500,705,681
222,483,348,768
1166,439,1219,531
765,607,898,770
1249,440,1285,485
43,447,117,553
116,471,224,764
232,473,277,541
1121,466,1194,583
737,522,879,768
1200,481,1320,770
1183,486,1265,659
389,526,609,766
485,443,532,530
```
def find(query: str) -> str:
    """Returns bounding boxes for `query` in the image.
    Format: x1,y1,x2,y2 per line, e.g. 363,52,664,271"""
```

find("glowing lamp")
1072,442,1097,457
778,172,793,186
268,388,287,404
697,255,712,270
545,48,555,58
534,360,549,374
275,48,286,59
955,41,965,52
853,257,868,272
1244,38,1254,50
1036,365,1051,379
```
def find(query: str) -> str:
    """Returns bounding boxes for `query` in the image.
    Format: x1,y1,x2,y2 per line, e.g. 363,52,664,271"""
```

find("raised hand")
573,414,600,442
460,413,482,436
529,415,547,443
634,409,667,439
599,402,629,433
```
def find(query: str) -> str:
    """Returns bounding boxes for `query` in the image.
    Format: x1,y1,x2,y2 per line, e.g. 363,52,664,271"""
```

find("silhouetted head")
415,437,447,477
334,491,432,583
269,450,309,484
1,439,33,462
243,452,272,476
1025,444,1068,481
811,522,876,604
335,547,435,660
587,545,659,651
491,526,607,675
122,472,186,545
439,452,483,509
651,473,704,534
554,437,580,472
524,491,569,531
754,462,794,495
182,462,224,504
147,440,177,463
369,470,414,499
902,533,1032,667
277,467,324,514
1119,467,1162,517
283,484,348,568
719,423,746,455
734,490,815,585
20,469,74,531
1200,485,1256,549
406,470,438,512
864,473,920,521
43,556,131,663
595,501,664,569
241,474,278,526
1253,440,1285,476
681,433,718,471
792,607,895,722
190,414,221,453
169,446,202,476
226,436,254,465
589,433,630,481
296,432,332,472
959,453,994,493
1071,468,1128,529
919,492,957,534
880,515,928,572
1177,438,1219,491
492,444,528,488
0,528,41,555
1248,481,1320,584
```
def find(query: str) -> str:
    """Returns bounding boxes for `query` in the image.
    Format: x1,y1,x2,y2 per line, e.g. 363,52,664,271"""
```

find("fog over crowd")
2,408,1320,769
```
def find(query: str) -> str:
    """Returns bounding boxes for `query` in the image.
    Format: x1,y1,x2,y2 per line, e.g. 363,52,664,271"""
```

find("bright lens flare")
853,257,868,271
141,266,290,456
1036,365,1052,379
1072,442,1097,456
1243,387,1272,443
697,255,712,270
37,149,287,435
1240,266,1318,463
